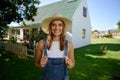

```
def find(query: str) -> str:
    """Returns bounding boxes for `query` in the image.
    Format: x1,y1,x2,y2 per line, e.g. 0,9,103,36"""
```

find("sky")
87,0,120,31
10,0,120,31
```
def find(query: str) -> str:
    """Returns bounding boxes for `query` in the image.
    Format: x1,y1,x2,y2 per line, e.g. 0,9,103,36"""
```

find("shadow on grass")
0,50,41,80
77,43,120,56
93,43,120,51
69,43,120,80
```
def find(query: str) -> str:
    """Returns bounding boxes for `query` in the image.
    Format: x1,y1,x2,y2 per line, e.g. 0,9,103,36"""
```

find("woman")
35,13,75,80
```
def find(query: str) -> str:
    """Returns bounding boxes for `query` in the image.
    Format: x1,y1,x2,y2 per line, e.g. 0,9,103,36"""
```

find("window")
12,29,15,34
16,29,20,35
12,29,20,35
82,29,86,39
23,29,29,35
83,7,87,17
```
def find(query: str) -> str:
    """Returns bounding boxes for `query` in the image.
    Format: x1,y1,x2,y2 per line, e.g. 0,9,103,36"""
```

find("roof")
9,23,40,29
110,29,120,32
25,0,82,25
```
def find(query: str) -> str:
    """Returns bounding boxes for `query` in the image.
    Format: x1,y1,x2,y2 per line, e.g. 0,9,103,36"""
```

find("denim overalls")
40,39,69,80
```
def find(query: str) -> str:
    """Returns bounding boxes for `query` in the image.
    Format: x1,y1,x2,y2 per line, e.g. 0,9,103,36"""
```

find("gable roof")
25,0,82,26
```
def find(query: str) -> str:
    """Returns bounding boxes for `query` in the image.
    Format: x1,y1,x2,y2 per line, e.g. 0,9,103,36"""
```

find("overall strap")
43,38,47,56
64,40,69,80
64,40,68,57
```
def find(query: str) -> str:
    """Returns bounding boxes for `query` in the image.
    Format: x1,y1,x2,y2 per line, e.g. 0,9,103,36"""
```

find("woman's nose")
55,25,59,29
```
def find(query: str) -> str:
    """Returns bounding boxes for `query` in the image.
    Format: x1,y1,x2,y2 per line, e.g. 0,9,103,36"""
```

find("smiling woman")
35,13,75,80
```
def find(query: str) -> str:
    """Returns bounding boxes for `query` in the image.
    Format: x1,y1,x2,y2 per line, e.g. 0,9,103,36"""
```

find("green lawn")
0,38,120,80
0,51,40,80
70,38,120,80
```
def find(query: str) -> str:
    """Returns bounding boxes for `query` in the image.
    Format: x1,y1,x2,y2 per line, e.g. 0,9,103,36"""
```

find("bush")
8,37,17,43
102,34,113,38
98,45,107,55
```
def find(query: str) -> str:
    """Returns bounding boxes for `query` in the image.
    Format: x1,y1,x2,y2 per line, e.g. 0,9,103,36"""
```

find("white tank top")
47,41,65,58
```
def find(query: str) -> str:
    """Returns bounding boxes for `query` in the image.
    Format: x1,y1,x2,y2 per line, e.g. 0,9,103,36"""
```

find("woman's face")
50,19,65,37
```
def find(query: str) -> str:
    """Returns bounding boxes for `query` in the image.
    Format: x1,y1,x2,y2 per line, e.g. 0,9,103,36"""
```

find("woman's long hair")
47,19,66,51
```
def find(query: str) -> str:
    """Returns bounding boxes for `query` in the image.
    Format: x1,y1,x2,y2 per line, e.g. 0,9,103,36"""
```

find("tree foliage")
0,0,40,38
28,28,47,49
117,20,120,30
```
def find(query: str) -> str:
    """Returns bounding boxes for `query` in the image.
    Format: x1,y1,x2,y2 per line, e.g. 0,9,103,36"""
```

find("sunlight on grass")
0,53,2,57
98,75,111,80
91,38,120,44
5,58,10,62
85,54,108,59
85,50,120,60
106,50,120,60
80,73,87,77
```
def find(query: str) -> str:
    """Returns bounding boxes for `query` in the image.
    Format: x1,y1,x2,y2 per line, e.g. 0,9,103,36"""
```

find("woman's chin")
53,34,61,37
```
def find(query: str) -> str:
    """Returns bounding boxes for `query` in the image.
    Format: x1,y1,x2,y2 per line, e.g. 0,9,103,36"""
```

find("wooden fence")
27,49,35,58
0,42,35,58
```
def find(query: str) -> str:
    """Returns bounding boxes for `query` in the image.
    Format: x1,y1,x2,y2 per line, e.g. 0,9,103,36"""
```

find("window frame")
82,29,86,39
83,7,87,17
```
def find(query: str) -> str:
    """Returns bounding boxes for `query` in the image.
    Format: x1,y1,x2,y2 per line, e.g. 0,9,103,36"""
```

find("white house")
8,0,91,48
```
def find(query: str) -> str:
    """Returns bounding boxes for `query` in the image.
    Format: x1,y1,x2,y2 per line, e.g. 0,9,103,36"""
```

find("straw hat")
41,13,72,34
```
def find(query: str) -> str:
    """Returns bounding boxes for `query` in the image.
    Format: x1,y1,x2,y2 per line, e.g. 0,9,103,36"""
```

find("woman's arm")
35,40,48,68
65,41,75,69
35,40,43,68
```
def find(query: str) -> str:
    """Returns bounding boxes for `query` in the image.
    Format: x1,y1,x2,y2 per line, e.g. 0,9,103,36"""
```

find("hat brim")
41,16,72,34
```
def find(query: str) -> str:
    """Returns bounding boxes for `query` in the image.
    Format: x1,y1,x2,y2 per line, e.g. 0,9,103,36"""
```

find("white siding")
66,32,72,41
72,0,91,48
20,29,24,40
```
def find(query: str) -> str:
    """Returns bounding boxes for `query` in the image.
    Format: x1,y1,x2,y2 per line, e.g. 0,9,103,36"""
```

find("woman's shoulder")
37,39,45,49
38,38,47,44
67,40,73,48
66,40,73,45
38,40,44,44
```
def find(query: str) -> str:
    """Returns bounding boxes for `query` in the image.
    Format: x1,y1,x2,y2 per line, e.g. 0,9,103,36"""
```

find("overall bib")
40,39,69,80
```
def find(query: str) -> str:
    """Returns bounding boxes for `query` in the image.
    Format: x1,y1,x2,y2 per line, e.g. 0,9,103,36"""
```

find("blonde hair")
47,19,66,51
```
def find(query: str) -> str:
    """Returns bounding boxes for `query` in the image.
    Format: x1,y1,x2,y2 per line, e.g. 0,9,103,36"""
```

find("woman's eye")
51,24,56,26
59,24,64,26
51,23,64,27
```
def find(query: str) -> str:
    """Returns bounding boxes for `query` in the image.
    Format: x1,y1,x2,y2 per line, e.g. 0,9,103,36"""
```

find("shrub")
98,45,107,55
8,36,17,43
102,34,113,38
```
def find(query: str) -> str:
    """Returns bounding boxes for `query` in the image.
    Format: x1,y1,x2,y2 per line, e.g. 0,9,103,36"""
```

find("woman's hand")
40,56,48,68
65,56,74,69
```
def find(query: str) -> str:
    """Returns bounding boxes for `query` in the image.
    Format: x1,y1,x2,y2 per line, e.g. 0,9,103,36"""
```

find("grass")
0,38,120,80
0,51,40,80
91,38,120,44
70,38,120,80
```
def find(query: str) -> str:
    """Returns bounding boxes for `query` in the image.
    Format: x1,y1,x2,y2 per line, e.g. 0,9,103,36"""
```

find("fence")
0,42,35,58
27,49,35,58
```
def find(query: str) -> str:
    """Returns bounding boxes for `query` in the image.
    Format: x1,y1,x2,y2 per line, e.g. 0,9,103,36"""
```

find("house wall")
8,29,12,39
66,32,72,42
20,28,24,40
72,0,91,48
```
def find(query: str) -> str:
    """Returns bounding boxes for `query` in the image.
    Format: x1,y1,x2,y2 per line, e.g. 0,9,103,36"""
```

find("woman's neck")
52,36,60,41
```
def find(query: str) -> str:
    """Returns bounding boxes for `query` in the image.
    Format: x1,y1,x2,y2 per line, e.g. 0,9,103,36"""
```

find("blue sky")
10,0,120,31
39,0,120,31
87,0,120,31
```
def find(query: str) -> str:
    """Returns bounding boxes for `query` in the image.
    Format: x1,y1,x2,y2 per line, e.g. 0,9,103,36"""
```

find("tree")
117,20,120,30
28,28,47,49
92,30,99,34
0,0,40,39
